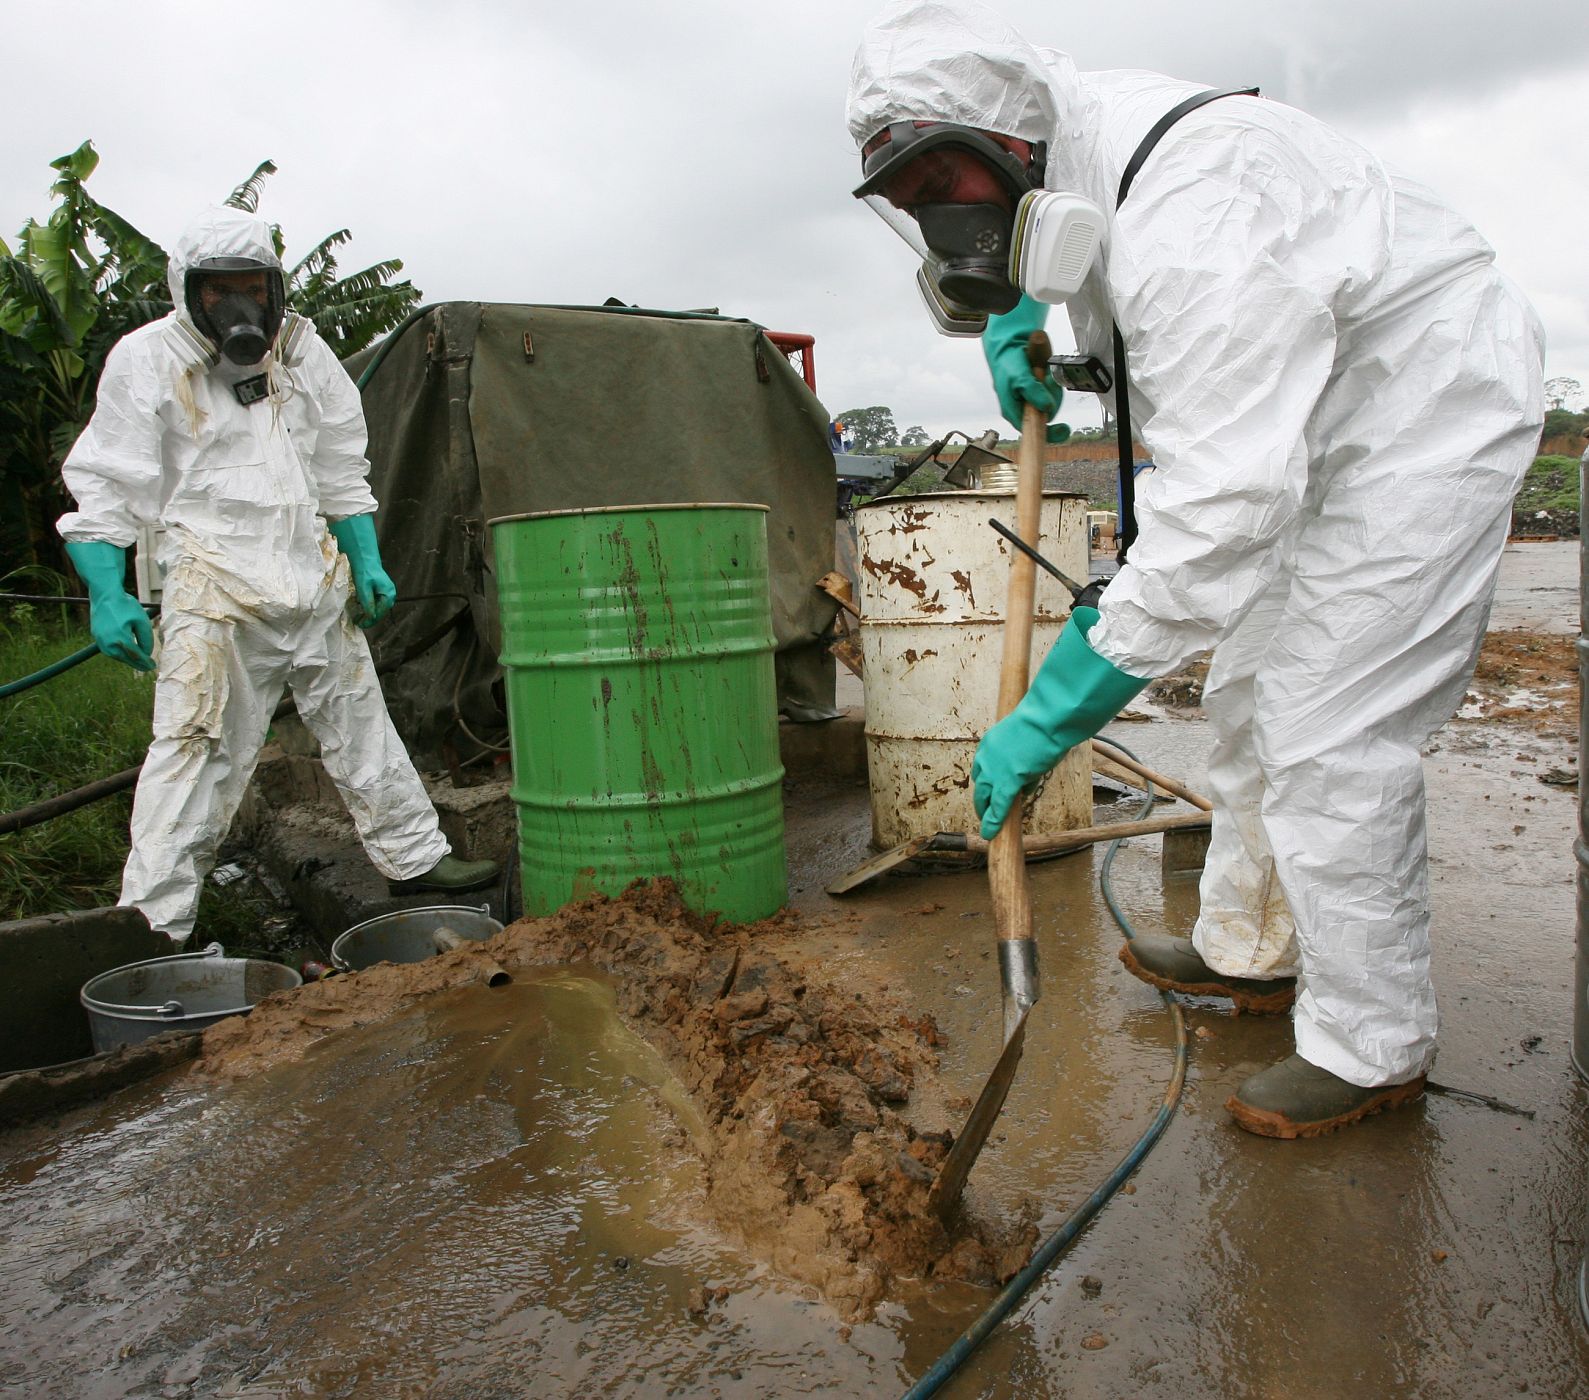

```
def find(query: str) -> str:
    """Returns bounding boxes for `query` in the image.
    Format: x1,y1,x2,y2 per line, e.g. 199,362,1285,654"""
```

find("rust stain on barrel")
860,553,928,600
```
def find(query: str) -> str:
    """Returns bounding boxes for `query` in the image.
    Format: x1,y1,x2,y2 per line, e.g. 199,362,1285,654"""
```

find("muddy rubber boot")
1118,934,1296,1015
1226,1054,1426,1139
387,854,500,897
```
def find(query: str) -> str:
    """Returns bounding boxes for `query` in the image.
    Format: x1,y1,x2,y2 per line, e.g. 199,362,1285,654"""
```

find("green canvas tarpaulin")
351,302,840,766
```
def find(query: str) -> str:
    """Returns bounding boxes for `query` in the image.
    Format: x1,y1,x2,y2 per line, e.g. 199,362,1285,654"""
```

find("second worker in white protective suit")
848,1,1545,1138
58,205,498,947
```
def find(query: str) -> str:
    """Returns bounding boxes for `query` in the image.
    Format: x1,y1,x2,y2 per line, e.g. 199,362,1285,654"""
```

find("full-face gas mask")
184,256,286,366
854,121,1107,337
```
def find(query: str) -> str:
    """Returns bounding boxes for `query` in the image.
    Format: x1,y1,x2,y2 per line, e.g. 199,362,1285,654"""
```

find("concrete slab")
0,907,171,1072
1492,539,1580,633
6,708,1580,1395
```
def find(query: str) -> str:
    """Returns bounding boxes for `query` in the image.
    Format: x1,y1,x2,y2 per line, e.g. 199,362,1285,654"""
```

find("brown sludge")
1146,630,1581,739
193,880,1037,1321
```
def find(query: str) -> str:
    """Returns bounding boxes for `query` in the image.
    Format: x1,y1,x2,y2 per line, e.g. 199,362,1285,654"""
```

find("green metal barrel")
490,504,787,922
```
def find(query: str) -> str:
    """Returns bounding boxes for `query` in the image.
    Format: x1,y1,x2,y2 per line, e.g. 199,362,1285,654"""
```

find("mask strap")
1110,86,1259,564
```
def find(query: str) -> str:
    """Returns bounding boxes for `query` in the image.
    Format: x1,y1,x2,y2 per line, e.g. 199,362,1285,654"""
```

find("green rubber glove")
63,539,155,672
982,293,1070,444
327,513,396,627
972,607,1150,839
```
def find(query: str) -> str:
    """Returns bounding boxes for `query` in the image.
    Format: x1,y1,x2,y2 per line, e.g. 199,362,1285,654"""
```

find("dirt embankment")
196,882,1034,1321
1510,507,1578,539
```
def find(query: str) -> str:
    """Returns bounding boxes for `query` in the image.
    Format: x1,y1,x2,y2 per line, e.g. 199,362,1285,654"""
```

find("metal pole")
1575,443,1588,1083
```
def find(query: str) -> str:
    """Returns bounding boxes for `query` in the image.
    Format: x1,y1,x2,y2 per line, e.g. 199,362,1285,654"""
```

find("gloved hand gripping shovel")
927,332,1052,1217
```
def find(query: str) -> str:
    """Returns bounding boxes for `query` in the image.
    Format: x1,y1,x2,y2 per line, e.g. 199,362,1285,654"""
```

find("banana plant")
0,141,170,575
284,228,421,357
225,161,421,355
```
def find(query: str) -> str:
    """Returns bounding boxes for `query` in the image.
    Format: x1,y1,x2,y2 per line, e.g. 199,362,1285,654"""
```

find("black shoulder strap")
1112,85,1259,563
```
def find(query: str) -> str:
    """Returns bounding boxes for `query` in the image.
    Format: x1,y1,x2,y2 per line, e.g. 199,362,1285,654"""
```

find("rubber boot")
387,853,500,897
1118,934,1296,1015
1226,1054,1427,1140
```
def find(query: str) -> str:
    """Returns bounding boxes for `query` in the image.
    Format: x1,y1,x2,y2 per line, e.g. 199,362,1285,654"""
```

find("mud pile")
1143,631,1580,740
1460,629,1579,738
196,882,1035,1320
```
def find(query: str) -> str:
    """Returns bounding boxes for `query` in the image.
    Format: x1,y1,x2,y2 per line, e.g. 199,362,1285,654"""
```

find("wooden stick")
816,570,860,619
965,808,1210,856
1092,738,1213,812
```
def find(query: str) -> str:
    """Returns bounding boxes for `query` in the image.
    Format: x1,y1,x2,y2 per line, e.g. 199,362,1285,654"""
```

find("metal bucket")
490,503,787,922
80,944,301,1053
330,904,503,972
854,490,1093,848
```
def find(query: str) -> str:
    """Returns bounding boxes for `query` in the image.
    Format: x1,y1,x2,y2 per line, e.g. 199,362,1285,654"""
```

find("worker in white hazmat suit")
58,205,498,946
848,1,1544,1138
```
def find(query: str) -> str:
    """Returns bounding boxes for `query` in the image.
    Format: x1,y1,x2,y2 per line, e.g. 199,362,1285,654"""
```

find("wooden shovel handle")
988,346,1050,944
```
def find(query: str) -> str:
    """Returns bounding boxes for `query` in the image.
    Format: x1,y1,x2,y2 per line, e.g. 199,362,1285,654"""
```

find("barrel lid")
488,502,770,527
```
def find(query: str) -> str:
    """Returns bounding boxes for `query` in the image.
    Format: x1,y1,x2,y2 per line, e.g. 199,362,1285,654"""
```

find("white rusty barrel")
854,490,1093,848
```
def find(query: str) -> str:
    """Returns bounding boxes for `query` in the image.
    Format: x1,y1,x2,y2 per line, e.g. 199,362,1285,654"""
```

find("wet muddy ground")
5,715,1582,1397
3,541,1585,1397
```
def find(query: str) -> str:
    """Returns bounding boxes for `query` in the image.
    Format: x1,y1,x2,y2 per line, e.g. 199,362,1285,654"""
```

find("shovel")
927,331,1052,1217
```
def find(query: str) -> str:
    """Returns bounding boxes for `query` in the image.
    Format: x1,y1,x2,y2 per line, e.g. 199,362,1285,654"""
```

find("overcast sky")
8,0,1587,439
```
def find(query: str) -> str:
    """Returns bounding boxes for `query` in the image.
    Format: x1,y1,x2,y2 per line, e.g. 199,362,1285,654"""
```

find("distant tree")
1544,376,1582,412
1542,407,1589,444
836,405,899,452
900,423,930,447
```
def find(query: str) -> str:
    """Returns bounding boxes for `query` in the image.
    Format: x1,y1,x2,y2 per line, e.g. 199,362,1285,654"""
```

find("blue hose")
902,742,1189,1398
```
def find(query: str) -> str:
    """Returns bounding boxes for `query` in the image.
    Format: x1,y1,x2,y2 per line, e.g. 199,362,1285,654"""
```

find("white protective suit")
850,1,1545,1087
59,206,450,942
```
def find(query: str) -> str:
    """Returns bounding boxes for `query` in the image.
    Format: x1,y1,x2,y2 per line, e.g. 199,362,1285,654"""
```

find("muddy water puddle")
0,968,939,1397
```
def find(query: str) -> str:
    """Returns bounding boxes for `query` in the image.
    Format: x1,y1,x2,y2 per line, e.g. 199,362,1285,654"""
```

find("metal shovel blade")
927,937,1039,1217
927,1009,1030,1217
824,834,934,895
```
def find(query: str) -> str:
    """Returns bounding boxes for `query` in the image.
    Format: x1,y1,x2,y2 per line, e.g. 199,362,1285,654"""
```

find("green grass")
1514,455,1581,514
0,601,153,919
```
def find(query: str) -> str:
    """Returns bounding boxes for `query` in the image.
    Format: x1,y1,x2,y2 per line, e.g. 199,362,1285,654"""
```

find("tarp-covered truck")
349,302,842,766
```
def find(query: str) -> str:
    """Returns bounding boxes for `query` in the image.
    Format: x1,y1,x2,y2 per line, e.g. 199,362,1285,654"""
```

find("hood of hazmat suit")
849,1,1545,1090
168,206,287,366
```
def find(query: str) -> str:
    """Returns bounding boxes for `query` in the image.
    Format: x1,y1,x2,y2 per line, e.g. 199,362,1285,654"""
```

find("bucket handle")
90,998,187,1018
83,944,223,1018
